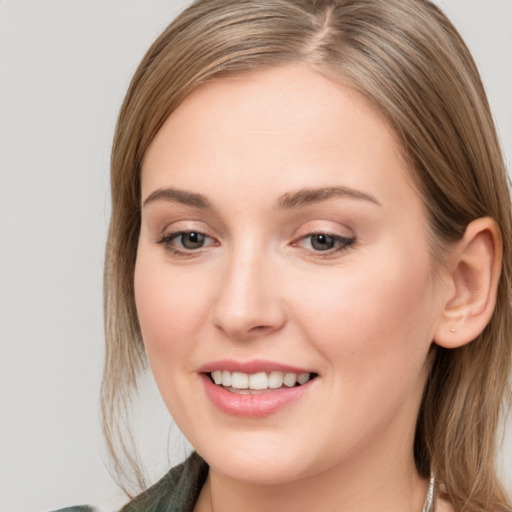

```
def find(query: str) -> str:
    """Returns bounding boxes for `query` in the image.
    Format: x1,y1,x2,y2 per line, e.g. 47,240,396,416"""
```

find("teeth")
231,372,249,389
210,370,312,390
297,372,310,385
222,370,231,387
283,372,297,387
249,372,268,390
268,371,284,389
212,370,223,385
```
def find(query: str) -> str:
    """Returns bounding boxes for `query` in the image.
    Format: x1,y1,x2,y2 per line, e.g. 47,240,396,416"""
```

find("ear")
434,217,502,349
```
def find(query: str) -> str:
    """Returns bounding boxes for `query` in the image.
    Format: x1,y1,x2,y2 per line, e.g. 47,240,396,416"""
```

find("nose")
211,247,286,340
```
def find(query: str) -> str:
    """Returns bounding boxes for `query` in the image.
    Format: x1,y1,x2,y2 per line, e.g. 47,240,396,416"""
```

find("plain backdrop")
1,1,511,511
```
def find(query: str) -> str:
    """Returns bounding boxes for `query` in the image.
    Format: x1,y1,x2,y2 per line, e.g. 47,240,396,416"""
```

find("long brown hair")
102,1,512,509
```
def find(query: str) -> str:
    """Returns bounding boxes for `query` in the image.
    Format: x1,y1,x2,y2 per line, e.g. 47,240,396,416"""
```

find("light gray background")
1,1,511,511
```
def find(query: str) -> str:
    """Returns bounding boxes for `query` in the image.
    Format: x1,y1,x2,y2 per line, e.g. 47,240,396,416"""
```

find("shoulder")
52,508,100,512
51,452,208,512
121,451,208,512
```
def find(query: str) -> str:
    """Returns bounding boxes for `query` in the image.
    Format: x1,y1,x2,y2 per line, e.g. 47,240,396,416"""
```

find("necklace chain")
422,472,436,512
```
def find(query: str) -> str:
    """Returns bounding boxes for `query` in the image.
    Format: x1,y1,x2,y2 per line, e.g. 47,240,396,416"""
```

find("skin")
135,65,457,512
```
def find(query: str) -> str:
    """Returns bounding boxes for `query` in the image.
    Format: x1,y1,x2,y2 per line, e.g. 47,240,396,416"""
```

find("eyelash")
156,231,356,258
156,231,217,257
294,233,356,257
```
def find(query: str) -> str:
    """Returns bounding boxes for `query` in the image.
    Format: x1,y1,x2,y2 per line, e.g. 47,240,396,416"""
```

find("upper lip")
198,359,315,375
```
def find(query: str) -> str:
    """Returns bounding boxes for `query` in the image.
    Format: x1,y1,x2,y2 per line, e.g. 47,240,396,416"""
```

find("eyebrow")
141,185,380,210
276,186,380,209
142,187,212,209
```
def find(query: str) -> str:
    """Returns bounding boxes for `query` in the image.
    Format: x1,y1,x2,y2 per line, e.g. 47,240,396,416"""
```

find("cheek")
134,252,211,369
133,252,218,430
290,247,436,377
288,251,436,453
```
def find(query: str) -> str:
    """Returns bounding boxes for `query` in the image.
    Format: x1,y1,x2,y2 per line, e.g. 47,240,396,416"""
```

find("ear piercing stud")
450,327,456,333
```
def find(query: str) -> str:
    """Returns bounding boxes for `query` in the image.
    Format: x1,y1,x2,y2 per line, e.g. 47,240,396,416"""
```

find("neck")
196,435,429,512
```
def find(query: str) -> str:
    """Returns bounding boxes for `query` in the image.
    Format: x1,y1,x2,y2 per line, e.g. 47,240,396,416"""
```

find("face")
135,65,447,485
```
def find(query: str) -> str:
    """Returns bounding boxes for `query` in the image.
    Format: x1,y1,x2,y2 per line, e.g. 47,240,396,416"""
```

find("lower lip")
201,374,314,417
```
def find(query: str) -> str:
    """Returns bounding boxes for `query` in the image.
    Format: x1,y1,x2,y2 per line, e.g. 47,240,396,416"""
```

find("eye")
297,233,355,253
176,231,207,249
157,230,216,254
310,233,337,251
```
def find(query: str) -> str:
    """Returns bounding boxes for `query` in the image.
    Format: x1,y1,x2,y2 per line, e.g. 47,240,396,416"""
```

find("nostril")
249,325,271,333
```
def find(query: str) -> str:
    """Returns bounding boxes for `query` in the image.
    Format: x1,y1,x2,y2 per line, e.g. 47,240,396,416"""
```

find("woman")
66,0,512,510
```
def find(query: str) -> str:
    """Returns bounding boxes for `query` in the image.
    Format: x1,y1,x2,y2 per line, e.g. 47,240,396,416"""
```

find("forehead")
141,64,417,212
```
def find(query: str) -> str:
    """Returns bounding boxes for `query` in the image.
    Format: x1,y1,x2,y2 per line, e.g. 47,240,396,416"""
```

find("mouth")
208,370,317,394
199,360,318,416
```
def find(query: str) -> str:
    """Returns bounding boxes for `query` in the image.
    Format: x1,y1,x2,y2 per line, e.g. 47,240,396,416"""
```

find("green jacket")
55,452,208,512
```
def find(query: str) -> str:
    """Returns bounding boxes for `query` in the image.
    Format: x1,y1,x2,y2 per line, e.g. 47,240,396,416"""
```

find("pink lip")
198,360,317,417
198,359,313,374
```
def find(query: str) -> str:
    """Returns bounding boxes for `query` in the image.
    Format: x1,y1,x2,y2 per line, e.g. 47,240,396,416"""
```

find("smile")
199,362,318,417
209,370,314,393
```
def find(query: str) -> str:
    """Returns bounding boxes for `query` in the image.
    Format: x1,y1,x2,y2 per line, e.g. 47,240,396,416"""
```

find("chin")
193,431,322,485
210,455,309,485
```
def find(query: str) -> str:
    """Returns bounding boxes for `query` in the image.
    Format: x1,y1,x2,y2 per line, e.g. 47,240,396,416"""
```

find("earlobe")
434,217,502,349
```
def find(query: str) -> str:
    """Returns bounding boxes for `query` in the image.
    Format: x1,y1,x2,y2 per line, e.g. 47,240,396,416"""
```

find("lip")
198,359,313,374
199,359,317,417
